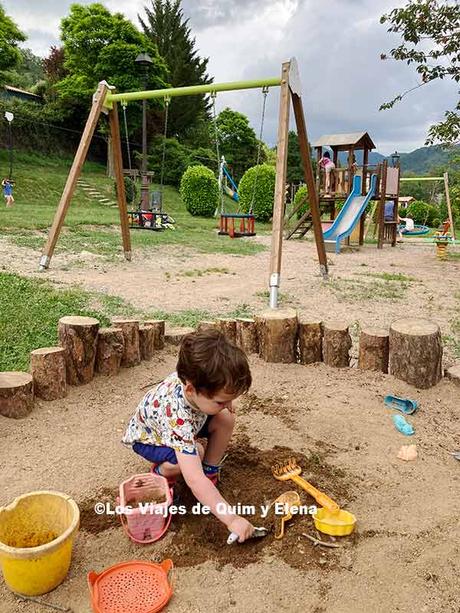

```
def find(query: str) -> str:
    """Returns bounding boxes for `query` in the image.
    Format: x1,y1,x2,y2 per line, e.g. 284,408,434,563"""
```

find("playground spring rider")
434,221,452,261
216,87,269,238
123,97,175,231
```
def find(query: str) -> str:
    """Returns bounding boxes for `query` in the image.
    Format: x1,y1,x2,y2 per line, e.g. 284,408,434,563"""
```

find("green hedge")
406,200,438,226
238,164,276,222
180,165,219,217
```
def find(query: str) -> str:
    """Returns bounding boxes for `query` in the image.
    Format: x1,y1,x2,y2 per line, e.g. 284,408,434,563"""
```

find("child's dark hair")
177,329,252,397
323,151,331,159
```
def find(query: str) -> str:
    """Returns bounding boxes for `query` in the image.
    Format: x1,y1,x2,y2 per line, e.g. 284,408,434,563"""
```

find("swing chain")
121,100,132,171
159,96,170,194
211,91,225,215
248,86,269,215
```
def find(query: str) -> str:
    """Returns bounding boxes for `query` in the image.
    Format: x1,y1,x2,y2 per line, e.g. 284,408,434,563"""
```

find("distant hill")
338,145,456,175
397,146,456,175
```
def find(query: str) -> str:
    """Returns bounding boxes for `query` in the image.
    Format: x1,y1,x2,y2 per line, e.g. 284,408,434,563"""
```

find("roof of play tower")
313,132,376,151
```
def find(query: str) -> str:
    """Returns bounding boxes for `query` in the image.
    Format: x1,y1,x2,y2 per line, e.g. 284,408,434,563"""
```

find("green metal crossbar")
104,77,282,107
400,177,444,182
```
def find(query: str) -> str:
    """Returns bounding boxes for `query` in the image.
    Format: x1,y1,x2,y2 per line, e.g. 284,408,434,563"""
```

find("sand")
0,233,459,612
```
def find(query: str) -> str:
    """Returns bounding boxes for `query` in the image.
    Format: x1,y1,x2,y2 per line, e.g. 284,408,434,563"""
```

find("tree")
57,3,167,110
286,131,304,183
43,46,67,84
4,48,44,90
139,0,212,138
380,0,460,146
216,107,260,181
0,4,26,82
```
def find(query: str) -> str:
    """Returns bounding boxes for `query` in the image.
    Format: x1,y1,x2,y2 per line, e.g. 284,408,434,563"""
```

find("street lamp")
135,52,153,210
391,151,400,168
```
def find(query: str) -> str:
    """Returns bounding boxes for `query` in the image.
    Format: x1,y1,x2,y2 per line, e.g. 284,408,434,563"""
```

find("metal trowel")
227,526,269,545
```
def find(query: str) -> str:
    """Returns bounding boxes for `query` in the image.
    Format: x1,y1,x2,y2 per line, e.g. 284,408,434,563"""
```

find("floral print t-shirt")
122,372,207,455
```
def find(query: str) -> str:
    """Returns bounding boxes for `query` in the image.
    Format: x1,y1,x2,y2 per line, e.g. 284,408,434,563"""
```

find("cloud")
3,0,458,154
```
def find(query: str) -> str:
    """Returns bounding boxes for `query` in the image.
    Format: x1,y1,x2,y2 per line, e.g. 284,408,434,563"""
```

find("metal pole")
105,77,282,106
140,69,149,210
8,122,13,179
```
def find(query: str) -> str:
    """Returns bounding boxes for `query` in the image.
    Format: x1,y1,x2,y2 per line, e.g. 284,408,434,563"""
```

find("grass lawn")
0,150,269,259
0,272,255,371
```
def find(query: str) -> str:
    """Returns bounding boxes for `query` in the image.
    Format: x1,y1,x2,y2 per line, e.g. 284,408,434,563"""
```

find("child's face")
184,382,238,415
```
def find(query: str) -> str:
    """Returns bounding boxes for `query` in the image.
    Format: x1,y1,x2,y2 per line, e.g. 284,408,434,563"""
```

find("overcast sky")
4,0,458,154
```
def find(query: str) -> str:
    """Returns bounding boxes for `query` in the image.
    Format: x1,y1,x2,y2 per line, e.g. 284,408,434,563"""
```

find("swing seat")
218,213,256,238
128,210,175,231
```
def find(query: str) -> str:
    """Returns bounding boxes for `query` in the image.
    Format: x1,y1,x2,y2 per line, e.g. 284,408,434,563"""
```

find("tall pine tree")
139,0,213,139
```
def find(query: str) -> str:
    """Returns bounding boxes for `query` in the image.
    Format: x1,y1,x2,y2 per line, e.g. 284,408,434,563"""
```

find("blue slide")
323,174,377,253
222,165,239,202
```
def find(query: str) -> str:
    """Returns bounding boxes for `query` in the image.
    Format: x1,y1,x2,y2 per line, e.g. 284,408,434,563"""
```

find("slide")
323,174,377,253
223,165,239,202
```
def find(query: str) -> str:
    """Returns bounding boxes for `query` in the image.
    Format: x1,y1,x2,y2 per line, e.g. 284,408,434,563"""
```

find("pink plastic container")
118,473,172,544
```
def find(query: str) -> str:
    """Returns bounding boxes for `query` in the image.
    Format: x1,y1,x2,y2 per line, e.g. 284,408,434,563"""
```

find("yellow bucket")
0,491,79,596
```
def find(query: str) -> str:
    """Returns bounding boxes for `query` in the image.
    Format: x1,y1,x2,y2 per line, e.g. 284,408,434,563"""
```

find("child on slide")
122,329,255,542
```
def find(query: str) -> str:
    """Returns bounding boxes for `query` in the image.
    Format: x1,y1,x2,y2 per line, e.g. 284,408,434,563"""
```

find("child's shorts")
132,415,212,465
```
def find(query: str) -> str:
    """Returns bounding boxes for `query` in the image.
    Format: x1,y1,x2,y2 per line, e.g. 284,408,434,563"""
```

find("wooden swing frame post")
39,81,112,271
38,59,328,309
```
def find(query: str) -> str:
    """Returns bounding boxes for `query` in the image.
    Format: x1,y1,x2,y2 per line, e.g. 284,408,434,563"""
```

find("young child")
122,329,255,542
2,178,14,207
318,151,335,195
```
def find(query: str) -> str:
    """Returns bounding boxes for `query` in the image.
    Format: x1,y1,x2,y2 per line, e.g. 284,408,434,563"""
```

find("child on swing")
2,178,14,207
122,329,255,542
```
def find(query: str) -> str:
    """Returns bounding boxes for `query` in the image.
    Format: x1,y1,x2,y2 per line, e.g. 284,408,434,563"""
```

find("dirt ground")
0,234,459,612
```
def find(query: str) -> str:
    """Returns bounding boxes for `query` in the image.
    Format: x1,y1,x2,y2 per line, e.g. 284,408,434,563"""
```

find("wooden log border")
2,314,455,418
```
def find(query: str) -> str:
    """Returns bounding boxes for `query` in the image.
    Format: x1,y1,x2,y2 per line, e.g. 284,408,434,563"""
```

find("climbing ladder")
285,210,313,239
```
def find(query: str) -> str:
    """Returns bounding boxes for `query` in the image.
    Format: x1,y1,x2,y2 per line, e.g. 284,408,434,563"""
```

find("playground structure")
285,131,403,251
38,58,329,308
285,132,377,240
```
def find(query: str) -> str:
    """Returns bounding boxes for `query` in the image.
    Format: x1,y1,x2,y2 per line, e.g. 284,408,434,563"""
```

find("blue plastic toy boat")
384,395,418,415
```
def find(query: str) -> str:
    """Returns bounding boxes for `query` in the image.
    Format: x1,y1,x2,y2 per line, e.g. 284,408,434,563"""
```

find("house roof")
4,85,41,99
313,132,376,151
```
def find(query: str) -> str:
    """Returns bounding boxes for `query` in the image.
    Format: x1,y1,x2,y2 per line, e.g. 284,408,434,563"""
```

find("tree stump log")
197,320,218,332
217,318,237,343
389,318,442,388
358,328,389,373
144,320,165,349
323,322,352,368
111,318,140,368
255,309,298,363
96,328,124,376
139,324,155,361
0,372,34,418
58,316,99,385
298,318,323,364
165,327,195,346
235,318,258,354
30,347,67,400
446,364,460,387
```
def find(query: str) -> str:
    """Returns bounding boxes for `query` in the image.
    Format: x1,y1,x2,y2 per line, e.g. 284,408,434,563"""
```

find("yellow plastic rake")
272,457,339,513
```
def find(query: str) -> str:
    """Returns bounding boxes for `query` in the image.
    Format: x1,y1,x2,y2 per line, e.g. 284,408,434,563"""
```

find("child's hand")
228,516,254,543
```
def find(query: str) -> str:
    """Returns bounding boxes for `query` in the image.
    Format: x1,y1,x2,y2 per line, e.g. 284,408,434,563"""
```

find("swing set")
213,85,269,238
121,98,175,231
399,174,456,240
38,58,328,308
